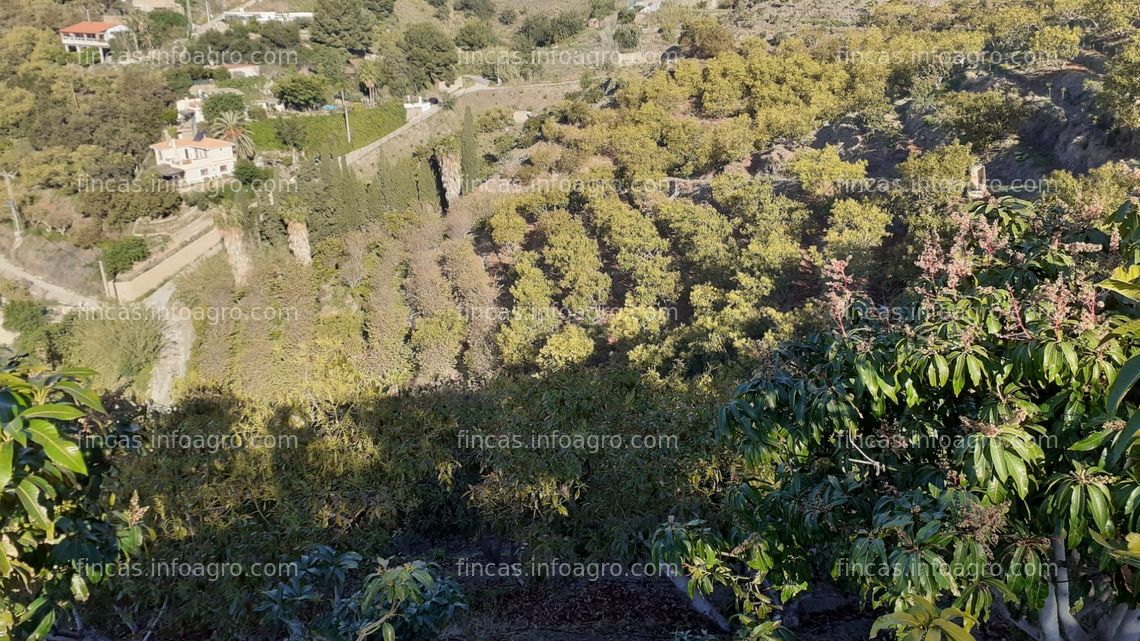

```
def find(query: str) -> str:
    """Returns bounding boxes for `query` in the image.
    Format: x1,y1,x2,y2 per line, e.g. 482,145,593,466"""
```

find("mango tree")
654,198,1140,641
0,362,146,640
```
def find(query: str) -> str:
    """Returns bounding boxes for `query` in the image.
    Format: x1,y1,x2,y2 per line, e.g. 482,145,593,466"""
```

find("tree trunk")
286,220,312,266
662,566,730,632
219,225,251,286
435,152,461,211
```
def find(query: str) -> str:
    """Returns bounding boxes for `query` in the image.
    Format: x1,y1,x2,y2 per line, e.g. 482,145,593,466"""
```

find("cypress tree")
460,106,481,193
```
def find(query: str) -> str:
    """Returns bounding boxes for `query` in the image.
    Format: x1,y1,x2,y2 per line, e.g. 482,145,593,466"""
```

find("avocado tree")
0,362,147,640
655,198,1140,641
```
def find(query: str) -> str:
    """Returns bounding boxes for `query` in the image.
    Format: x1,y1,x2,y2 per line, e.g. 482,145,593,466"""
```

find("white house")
221,10,313,23
151,136,236,188
175,97,205,131
59,21,132,61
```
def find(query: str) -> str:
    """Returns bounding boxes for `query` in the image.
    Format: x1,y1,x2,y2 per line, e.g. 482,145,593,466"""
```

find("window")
201,169,208,177
219,165,228,172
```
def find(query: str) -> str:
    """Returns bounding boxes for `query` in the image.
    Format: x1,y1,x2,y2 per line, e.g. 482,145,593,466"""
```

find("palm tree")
278,195,312,266
357,60,383,106
210,111,256,160
214,203,251,286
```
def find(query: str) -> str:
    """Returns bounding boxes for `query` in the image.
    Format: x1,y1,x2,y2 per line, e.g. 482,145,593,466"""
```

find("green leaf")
53,381,104,413
0,441,11,490
0,536,13,578
14,478,53,537
1005,453,1028,499
70,574,90,602
26,420,86,475
1088,484,1110,533
933,619,974,641
20,404,85,421
1108,355,1140,416
28,609,54,641
989,439,1007,482
1070,429,1113,452
382,622,395,641
1110,411,1140,466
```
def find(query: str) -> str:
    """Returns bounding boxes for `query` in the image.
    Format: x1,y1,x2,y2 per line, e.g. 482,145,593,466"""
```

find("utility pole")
341,90,352,145
0,171,23,245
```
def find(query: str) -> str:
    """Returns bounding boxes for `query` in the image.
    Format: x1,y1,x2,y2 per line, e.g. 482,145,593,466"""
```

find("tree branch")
992,591,1042,641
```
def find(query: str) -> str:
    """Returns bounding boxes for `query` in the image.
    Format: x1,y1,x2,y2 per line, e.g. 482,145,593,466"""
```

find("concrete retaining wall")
111,227,222,301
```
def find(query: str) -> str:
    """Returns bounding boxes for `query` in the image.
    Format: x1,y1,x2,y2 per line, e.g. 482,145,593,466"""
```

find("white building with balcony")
151,136,236,188
59,22,131,61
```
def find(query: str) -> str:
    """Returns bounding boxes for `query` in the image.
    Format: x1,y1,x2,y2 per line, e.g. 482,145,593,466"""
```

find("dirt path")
0,250,99,309
143,281,192,409
0,250,191,408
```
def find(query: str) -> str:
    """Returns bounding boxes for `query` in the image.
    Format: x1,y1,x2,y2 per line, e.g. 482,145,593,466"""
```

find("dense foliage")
662,198,1140,640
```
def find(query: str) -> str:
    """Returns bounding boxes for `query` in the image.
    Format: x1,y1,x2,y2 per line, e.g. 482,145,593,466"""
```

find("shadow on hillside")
87,365,731,640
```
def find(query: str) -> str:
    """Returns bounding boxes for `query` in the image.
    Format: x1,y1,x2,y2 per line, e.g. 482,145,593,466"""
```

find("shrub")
455,19,498,50
929,90,1028,152
455,0,495,19
498,7,517,24
255,547,467,641
273,74,329,111
679,17,734,58
613,24,640,51
537,324,594,371
790,145,868,199
102,237,150,277
670,197,1140,641
0,364,145,641
1100,37,1140,131
1029,25,1082,68
202,92,245,122
233,159,272,187
61,311,166,396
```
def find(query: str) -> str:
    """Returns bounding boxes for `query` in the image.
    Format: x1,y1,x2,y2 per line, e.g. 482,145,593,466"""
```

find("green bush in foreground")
0,362,145,641
655,198,1140,641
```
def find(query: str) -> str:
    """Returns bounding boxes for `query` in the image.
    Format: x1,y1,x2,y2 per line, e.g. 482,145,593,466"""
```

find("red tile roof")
59,21,119,35
151,137,234,151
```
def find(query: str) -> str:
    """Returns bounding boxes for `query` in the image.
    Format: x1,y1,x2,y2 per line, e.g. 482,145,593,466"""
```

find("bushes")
455,0,495,19
0,364,144,641
61,310,166,396
537,324,594,370
929,90,1028,152
613,24,640,51
679,17,734,58
256,549,467,641
822,198,893,277
202,92,245,122
1100,37,1140,131
689,197,1140,640
515,11,586,48
456,18,498,50
790,145,869,199
273,74,329,111
539,210,612,313
1029,25,1082,67
102,237,150,278
249,102,405,155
